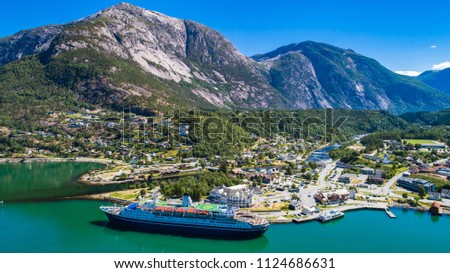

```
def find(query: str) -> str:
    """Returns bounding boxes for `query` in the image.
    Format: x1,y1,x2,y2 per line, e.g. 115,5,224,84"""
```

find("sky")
1,0,449,74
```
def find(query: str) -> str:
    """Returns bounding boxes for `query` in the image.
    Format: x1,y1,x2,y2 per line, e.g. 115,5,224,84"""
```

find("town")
1,108,449,223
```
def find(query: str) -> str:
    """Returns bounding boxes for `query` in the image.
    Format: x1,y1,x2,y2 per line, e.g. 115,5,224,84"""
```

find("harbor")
1,160,450,253
1,200,450,253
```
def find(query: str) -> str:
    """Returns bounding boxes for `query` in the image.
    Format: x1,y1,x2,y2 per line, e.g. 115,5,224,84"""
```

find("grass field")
109,190,139,201
403,139,437,145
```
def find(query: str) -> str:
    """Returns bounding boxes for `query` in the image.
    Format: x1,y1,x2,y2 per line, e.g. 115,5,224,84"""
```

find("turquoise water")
1,201,449,253
0,162,114,201
1,162,450,253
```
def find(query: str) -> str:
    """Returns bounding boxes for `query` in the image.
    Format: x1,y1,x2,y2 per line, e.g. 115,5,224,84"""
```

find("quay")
385,207,396,218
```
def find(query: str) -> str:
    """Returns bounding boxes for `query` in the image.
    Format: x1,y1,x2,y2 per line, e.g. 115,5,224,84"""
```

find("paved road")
317,162,335,186
379,171,407,195
379,157,449,195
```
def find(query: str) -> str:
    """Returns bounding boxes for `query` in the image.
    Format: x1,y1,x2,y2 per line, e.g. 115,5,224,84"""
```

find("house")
336,161,352,169
161,168,179,176
339,173,357,184
301,206,316,215
421,143,446,150
429,202,442,215
361,167,375,175
441,189,450,199
428,192,441,201
367,169,385,185
397,177,435,193
209,185,253,208
363,154,379,162
436,168,450,177
314,189,349,205
231,168,245,176
289,199,302,210
382,154,392,164
182,157,198,167
367,176,385,185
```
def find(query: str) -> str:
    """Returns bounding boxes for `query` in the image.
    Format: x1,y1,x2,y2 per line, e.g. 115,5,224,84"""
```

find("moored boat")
100,193,269,238
317,210,344,222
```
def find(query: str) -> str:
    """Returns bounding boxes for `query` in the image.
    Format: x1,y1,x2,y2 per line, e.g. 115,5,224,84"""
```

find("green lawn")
403,139,437,145
109,192,138,200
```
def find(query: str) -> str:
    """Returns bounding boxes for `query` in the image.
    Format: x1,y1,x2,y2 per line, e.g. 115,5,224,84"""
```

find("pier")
385,207,396,218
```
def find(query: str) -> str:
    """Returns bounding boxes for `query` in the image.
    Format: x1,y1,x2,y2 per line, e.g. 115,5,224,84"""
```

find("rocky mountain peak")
1,3,449,113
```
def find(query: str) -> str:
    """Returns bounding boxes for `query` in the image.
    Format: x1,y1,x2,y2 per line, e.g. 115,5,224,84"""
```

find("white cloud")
431,45,437,49
395,70,421,77
432,61,450,71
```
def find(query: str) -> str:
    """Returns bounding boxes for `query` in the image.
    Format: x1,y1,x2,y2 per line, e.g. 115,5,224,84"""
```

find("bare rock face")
1,3,449,113
259,51,332,108
253,41,450,113
0,25,62,65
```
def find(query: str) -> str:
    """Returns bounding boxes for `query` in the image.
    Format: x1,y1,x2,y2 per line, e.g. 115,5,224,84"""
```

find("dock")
385,207,396,218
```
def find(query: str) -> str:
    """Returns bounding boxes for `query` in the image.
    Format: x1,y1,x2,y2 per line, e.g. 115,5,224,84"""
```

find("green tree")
220,161,229,175
305,172,312,181
418,186,426,199
140,189,147,197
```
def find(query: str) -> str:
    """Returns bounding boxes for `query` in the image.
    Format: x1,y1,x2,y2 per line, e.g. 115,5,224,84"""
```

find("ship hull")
103,212,268,239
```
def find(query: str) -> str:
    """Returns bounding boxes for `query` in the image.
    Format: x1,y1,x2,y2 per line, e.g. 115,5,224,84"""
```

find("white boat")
317,210,344,222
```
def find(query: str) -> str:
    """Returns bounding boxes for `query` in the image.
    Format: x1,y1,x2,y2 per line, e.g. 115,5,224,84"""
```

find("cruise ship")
317,210,344,222
100,194,269,238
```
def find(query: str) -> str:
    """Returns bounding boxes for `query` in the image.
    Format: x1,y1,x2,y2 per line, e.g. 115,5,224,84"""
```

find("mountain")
417,68,450,95
252,42,450,114
1,2,450,119
0,2,286,113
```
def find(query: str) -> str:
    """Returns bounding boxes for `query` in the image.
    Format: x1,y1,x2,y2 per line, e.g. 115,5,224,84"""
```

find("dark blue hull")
104,212,268,239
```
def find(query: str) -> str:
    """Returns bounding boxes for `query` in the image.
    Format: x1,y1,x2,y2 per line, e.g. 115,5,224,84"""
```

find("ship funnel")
181,194,193,207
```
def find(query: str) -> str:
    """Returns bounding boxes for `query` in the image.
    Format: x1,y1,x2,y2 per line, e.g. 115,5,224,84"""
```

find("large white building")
209,185,254,208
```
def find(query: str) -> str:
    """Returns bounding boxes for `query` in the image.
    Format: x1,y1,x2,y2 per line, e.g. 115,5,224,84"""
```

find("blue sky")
1,0,449,74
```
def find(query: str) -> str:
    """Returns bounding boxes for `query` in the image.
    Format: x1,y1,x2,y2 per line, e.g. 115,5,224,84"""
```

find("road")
317,162,335,186
379,171,407,195
379,157,448,195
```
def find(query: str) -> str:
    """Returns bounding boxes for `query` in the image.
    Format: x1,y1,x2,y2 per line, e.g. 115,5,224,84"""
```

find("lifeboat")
184,208,197,217
164,207,175,212
175,208,185,213
154,206,164,215
196,210,209,217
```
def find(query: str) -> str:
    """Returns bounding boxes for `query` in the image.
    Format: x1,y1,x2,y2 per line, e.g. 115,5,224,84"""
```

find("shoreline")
0,157,112,165
62,193,449,224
